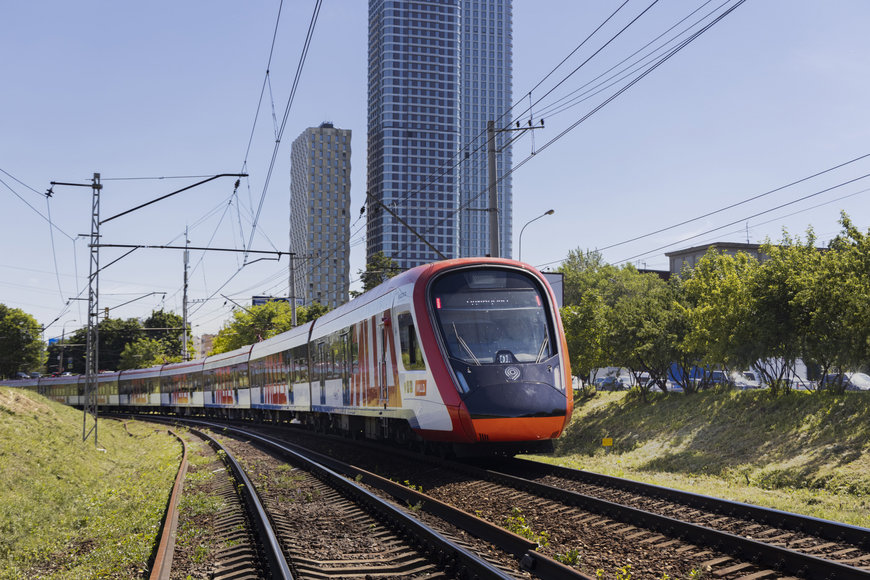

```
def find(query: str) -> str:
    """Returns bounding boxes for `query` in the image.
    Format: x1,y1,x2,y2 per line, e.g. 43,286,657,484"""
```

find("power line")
598,152,870,253
245,0,323,261
616,171,870,264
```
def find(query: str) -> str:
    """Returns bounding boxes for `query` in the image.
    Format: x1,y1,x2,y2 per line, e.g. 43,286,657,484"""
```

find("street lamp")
518,209,555,262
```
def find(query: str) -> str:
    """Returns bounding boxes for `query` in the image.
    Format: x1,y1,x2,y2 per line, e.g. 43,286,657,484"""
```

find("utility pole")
182,227,189,361
289,252,297,327
51,172,245,447
51,172,102,447
85,172,101,447
486,118,544,259
487,121,499,258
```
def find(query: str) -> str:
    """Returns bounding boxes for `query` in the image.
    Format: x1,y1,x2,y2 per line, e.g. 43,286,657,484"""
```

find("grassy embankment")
531,388,870,527
0,387,180,579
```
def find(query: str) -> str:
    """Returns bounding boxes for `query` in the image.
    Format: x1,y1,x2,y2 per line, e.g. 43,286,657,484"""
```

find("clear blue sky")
3,1,870,339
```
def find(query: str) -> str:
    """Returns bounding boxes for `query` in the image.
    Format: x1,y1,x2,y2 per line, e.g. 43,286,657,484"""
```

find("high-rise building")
458,0,513,259
366,0,512,271
289,122,352,309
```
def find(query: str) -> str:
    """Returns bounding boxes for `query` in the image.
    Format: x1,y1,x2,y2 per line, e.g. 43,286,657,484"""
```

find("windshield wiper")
536,336,549,364
453,323,481,366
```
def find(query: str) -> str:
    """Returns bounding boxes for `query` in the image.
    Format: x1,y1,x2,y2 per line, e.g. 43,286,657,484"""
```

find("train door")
378,321,388,405
341,331,351,406
317,341,326,405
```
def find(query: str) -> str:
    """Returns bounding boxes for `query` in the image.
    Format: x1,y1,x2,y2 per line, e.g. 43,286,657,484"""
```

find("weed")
403,479,423,492
504,507,549,547
554,547,580,565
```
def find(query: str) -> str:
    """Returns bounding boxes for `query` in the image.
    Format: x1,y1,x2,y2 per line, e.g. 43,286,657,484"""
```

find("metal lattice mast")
83,173,101,446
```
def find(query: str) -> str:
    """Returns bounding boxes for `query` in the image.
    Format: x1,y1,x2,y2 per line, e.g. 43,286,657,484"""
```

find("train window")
430,269,555,365
397,312,426,370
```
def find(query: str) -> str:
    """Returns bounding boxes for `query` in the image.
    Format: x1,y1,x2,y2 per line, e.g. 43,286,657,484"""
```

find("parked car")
731,371,761,389
594,376,628,391
708,370,733,387
820,372,870,391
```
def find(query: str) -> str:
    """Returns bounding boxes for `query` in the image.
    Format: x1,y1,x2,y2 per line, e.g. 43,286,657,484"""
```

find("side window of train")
397,311,426,371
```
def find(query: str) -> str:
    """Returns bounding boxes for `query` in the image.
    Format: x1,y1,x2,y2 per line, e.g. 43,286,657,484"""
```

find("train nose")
462,381,567,419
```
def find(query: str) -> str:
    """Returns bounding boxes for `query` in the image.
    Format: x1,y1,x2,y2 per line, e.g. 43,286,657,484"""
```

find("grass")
527,388,870,527
0,387,181,579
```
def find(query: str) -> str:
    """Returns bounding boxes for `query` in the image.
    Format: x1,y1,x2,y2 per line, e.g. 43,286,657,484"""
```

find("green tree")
356,252,402,294
559,249,618,308
143,309,189,359
119,337,174,370
678,249,758,389
296,302,330,324
97,317,145,372
801,213,870,392
210,300,332,355
561,293,608,390
557,249,618,386
0,305,45,377
752,232,819,393
602,267,677,400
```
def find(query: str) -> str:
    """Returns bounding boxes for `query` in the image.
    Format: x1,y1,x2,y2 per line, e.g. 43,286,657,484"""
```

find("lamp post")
518,209,555,262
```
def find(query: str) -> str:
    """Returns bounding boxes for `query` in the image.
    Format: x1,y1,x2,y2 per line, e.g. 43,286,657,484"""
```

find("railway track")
151,418,575,579
493,458,870,571
227,422,870,580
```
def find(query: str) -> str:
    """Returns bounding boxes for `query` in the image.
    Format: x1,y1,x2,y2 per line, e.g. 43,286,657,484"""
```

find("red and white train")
6,258,573,455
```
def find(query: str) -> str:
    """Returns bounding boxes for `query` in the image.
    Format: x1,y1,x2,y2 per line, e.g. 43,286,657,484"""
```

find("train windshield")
430,269,555,365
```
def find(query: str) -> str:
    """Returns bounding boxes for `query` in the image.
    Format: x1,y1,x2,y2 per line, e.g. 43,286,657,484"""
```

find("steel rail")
507,457,870,550
187,426,294,580
220,424,593,580
149,428,188,580
479,462,870,579
182,420,518,580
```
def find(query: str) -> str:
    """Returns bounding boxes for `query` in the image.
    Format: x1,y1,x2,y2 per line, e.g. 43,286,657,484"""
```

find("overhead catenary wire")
615,171,870,265
386,0,747,266
244,0,323,262
257,1,745,299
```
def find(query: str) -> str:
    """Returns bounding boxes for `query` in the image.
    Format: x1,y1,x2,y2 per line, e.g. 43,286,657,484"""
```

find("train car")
97,372,120,407
302,257,573,455
118,365,163,409
160,359,205,411
421,260,572,453
2,258,572,456
249,322,313,415
203,345,253,415
38,375,75,404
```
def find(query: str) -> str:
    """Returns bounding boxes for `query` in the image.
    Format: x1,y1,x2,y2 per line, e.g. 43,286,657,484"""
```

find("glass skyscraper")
290,122,352,308
458,0,513,259
366,0,512,271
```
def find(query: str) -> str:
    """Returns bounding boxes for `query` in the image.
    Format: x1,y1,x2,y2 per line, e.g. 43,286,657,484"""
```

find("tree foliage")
356,252,402,294
559,213,870,398
0,305,45,377
45,309,190,374
119,337,175,370
210,300,331,355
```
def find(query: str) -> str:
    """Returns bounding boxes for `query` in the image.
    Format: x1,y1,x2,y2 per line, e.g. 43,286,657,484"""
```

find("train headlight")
553,365,564,392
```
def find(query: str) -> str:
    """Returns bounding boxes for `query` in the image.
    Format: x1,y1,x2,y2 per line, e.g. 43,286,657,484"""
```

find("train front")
421,260,573,455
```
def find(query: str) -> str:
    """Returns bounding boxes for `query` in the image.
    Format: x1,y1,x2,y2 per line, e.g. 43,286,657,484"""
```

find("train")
4,258,573,456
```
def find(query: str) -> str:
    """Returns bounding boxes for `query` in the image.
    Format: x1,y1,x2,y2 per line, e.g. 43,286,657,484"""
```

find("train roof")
249,321,313,360
118,365,163,380
161,358,205,375
203,344,253,370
